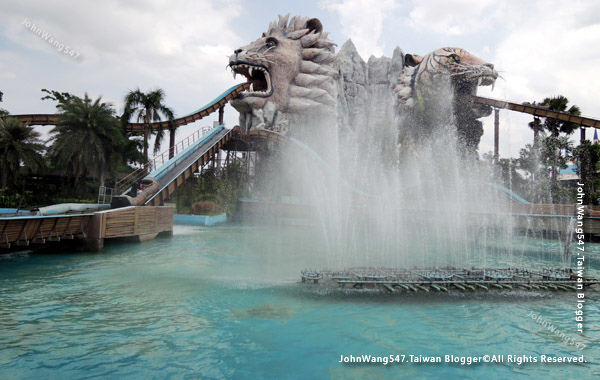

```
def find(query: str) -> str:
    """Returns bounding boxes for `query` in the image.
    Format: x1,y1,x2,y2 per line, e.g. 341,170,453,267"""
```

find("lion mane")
229,14,338,133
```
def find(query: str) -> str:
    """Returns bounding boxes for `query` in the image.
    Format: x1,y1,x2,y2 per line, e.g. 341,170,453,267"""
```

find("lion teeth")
249,67,253,77
249,83,254,92
233,72,237,80
477,77,482,86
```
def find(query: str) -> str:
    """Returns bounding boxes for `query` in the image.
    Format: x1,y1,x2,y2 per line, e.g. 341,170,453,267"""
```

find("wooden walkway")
0,213,90,248
1,205,174,252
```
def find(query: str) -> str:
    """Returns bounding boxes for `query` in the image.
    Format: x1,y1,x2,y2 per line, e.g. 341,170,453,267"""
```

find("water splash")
248,75,567,272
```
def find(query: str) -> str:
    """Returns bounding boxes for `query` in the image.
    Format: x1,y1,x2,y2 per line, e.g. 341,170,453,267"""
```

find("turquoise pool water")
1,224,599,379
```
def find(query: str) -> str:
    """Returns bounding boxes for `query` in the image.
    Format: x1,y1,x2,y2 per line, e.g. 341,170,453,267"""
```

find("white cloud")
407,0,496,36
2,0,599,160
481,0,600,157
0,0,247,149
320,0,397,59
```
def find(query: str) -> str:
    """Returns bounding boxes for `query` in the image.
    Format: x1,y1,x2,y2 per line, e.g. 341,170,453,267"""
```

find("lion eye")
265,37,278,49
449,54,461,63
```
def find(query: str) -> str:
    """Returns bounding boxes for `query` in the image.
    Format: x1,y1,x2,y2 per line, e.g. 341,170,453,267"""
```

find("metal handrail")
115,126,213,194
97,186,113,204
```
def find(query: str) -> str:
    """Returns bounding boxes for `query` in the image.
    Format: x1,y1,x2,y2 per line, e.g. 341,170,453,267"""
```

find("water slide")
103,83,250,207
111,125,242,208
0,82,251,209
1,83,250,132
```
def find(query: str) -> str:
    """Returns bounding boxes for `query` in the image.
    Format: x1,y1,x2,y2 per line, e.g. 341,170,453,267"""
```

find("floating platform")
300,267,599,293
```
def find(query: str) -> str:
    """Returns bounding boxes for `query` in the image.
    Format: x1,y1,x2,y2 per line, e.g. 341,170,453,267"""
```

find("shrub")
191,201,217,215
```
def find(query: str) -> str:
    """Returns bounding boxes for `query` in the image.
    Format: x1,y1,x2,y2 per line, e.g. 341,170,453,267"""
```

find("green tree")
0,91,8,116
122,88,175,166
48,93,126,190
41,88,75,104
483,152,527,197
574,141,600,205
0,117,45,189
528,117,542,143
541,95,581,137
521,95,581,201
517,133,573,203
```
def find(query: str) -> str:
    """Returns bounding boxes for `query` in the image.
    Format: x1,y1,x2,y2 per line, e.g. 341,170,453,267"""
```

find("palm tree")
528,117,542,143
541,95,581,137
49,94,125,189
0,117,45,189
537,95,581,185
121,88,175,167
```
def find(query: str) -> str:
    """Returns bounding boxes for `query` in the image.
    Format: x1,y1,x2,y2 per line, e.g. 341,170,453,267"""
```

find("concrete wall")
173,213,227,227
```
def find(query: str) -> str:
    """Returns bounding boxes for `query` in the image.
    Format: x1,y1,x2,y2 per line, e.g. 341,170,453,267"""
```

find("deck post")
84,213,105,252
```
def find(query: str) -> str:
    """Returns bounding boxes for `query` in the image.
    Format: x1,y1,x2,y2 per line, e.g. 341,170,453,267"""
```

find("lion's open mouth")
229,60,273,98
455,74,497,97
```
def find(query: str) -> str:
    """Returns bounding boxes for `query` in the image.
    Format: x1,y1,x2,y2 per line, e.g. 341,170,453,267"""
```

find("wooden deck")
86,205,175,250
1,205,175,252
0,213,90,248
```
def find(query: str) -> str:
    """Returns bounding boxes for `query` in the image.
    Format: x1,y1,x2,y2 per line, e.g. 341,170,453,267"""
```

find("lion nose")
485,63,494,69
234,49,242,55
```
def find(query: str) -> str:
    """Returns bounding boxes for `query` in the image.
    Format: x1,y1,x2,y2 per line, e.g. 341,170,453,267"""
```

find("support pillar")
169,128,176,159
580,126,586,188
494,108,499,162
216,149,222,174
218,107,224,125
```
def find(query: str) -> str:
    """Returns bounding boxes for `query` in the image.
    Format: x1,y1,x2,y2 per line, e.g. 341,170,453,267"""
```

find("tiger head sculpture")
228,14,337,133
395,47,498,118
394,47,499,154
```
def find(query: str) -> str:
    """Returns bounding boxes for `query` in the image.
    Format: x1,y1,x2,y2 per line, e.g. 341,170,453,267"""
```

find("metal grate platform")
301,267,599,293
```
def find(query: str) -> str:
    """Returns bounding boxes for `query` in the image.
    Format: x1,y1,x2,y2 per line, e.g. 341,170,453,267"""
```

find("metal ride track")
1,83,250,133
5,86,597,131
468,95,600,129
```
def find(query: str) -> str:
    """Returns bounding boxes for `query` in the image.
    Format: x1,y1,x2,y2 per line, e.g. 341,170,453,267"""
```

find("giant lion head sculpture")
228,15,337,133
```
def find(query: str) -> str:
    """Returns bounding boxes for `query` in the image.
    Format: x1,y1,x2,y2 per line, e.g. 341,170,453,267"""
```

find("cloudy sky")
1,0,599,158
